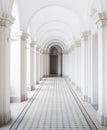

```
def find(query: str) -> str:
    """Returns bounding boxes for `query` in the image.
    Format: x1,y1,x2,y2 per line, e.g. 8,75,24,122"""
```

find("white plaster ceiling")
11,0,102,48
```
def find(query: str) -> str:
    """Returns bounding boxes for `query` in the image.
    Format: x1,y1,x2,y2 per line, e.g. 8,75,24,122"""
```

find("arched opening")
49,45,62,77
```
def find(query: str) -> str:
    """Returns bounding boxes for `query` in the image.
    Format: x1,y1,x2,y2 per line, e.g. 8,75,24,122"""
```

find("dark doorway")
50,55,58,74
49,46,62,77
50,47,58,75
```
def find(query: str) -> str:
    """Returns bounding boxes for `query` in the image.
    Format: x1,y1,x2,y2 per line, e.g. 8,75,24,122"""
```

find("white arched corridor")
0,0,107,130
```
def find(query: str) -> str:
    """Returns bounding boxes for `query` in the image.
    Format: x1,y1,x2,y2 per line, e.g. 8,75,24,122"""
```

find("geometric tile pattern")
9,78,98,130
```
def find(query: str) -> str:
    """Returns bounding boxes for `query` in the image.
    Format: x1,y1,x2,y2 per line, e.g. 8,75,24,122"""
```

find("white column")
34,44,37,86
40,52,44,80
69,49,72,80
95,12,107,126
36,47,41,84
46,53,49,77
38,51,41,81
10,32,23,102
39,53,41,80
30,41,37,90
41,52,43,79
81,32,89,101
58,53,61,76
87,33,98,104
87,33,92,103
42,53,46,77
70,45,75,85
0,13,14,125
42,53,45,77
20,32,29,101
75,40,81,91
74,43,78,87
36,48,39,84
68,50,71,79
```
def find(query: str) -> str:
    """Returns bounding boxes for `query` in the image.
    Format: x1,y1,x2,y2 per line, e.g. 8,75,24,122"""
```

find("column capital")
70,44,75,51
74,40,81,48
0,12,15,27
21,32,29,41
36,46,41,52
30,41,37,48
81,31,91,41
94,12,107,28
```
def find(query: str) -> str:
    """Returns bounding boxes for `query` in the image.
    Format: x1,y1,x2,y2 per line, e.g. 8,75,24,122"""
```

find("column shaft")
96,13,107,126
81,32,89,101
30,42,37,90
20,33,29,101
0,13,14,125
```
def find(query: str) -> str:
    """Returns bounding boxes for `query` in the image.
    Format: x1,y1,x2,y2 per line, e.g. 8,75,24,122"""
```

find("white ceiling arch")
9,0,104,49
38,30,72,47
27,5,84,47
42,39,67,53
32,20,74,39
37,28,73,43
27,4,85,31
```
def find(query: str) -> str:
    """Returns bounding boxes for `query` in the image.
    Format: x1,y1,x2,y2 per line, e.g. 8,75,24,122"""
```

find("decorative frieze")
0,12,15,27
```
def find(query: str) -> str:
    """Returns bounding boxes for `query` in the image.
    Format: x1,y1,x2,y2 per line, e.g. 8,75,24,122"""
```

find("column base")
76,86,81,92
10,94,28,102
83,95,88,102
87,96,91,103
10,96,21,102
40,78,43,81
72,81,76,87
104,117,107,127
36,81,39,84
0,110,11,126
97,111,107,126
21,93,28,102
31,85,35,90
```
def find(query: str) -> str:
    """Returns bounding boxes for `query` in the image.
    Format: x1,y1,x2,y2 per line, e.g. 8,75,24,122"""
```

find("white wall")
10,39,21,102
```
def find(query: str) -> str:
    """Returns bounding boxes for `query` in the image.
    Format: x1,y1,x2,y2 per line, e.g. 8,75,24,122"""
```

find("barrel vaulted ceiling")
0,0,105,48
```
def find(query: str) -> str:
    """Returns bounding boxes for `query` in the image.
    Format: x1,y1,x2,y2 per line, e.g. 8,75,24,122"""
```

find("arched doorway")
49,45,62,77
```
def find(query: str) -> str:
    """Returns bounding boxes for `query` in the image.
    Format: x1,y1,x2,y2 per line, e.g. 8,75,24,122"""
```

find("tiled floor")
5,77,98,130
